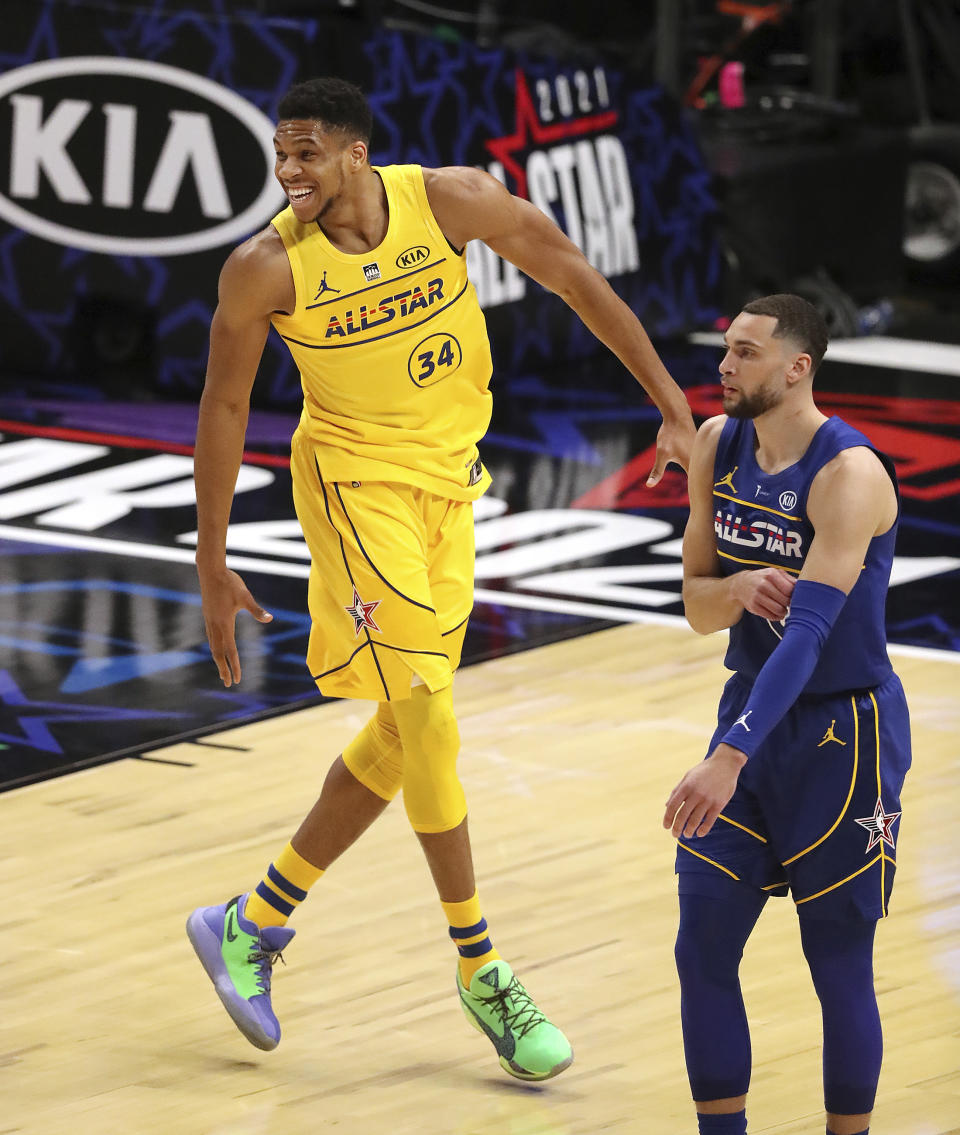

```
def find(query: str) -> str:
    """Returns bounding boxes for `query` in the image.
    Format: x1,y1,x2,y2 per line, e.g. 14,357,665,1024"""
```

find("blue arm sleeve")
719,579,848,758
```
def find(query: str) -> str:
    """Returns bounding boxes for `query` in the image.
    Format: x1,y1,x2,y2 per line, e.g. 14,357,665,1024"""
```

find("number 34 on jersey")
408,333,463,387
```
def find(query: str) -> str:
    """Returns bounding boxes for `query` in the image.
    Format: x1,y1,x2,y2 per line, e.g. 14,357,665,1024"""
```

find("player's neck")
318,166,388,254
752,402,828,474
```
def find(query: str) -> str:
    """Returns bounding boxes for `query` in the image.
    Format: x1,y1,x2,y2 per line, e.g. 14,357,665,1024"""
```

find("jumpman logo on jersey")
714,466,739,492
817,720,847,747
854,798,901,852
733,710,752,731
345,587,381,635
313,269,341,300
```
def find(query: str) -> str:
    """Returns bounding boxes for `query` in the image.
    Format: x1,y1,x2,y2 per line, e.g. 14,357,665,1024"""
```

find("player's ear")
347,139,368,170
787,352,813,384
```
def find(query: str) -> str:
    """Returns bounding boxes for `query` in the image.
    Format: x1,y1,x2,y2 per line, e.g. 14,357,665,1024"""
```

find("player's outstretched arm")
424,166,695,482
681,417,795,633
195,231,290,686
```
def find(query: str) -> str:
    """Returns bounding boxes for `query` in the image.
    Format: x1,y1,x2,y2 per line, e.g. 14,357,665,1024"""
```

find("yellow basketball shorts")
290,434,474,702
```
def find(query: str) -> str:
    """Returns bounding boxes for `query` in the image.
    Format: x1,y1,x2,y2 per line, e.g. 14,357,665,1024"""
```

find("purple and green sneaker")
186,894,294,1051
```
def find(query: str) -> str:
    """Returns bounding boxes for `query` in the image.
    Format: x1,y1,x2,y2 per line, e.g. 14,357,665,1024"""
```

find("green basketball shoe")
457,959,573,1081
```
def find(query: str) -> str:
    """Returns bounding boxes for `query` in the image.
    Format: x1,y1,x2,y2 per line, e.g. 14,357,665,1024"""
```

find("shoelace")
486,978,546,1039
247,945,287,994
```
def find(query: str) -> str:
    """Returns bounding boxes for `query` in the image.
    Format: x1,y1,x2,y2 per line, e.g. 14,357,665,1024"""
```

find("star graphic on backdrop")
0,670,181,755
484,70,618,199
854,798,901,853
344,588,382,636
365,32,453,167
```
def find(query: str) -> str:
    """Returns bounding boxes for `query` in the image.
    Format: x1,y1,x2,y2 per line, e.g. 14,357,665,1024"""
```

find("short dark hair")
741,293,829,374
277,78,373,145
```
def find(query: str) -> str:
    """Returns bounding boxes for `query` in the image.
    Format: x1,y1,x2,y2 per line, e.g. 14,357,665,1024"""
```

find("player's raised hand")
199,567,273,687
647,412,697,486
732,566,795,621
663,744,747,838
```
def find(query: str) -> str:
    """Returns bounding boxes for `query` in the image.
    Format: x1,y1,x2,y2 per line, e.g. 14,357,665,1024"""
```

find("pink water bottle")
718,62,746,108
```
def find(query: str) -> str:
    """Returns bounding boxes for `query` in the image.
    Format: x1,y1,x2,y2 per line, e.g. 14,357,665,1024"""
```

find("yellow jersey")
271,164,493,501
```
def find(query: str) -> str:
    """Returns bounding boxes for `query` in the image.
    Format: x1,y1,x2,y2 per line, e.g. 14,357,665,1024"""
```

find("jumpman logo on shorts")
714,466,739,492
817,719,846,747
313,269,341,300
733,710,752,731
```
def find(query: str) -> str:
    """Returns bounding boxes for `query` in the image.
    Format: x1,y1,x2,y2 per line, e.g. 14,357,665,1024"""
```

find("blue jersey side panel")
712,415,897,693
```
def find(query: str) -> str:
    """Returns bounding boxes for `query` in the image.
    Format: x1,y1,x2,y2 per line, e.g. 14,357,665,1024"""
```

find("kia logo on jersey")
0,56,284,256
396,245,429,268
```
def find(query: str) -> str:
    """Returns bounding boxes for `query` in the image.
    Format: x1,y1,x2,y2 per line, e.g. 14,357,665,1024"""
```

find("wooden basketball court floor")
3,622,958,1135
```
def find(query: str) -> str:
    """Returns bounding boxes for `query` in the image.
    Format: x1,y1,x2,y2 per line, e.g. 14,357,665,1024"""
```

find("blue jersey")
712,415,898,693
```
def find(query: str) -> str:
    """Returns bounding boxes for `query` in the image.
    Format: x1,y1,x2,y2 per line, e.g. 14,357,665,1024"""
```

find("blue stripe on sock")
255,880,294,916
449,917,487,941
457,936,493,958
697,1112,746,1134
267,863,308,902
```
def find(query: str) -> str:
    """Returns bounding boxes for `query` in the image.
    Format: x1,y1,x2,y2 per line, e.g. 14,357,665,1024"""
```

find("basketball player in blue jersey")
187,77,695,1081
663,294,911,1135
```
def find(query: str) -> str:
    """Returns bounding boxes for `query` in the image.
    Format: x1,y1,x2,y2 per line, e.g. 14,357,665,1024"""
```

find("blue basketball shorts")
675,670,912,920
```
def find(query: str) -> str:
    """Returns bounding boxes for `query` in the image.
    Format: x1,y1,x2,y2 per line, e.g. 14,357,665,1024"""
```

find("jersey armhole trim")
411,166,465,258
270,214,306,318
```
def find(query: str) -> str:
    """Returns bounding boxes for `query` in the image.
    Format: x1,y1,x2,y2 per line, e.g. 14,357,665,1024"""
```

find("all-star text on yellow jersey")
271,164,493,501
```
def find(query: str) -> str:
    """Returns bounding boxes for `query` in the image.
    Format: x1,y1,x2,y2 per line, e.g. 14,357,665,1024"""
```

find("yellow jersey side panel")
270,164,493,501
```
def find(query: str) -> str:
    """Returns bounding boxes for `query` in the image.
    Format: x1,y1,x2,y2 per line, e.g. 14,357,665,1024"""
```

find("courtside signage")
2,433,957,636
0,56,284,256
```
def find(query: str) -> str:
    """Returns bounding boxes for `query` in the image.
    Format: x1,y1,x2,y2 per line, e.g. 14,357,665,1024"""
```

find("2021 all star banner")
0,0,721,407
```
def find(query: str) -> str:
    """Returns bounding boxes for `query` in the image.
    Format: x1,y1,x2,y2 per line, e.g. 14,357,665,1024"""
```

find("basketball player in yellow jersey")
188,77,694,1079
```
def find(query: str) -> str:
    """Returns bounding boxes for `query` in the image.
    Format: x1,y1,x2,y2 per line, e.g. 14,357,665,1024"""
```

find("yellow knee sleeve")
392,683,466,833
342,703,404,801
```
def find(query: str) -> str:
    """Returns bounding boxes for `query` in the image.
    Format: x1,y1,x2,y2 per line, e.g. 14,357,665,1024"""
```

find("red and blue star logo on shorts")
854,798,901,852
345,587,382,635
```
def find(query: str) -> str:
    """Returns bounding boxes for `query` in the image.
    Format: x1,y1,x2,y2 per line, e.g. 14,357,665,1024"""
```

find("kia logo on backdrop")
0,57,284,256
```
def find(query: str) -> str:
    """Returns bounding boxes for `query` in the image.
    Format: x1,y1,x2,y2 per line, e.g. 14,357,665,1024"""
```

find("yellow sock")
442,890,500,986
243,841,325,929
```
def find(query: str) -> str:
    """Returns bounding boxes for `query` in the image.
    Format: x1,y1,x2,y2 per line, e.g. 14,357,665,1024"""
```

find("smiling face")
273,119,362,223
718,311,810,419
